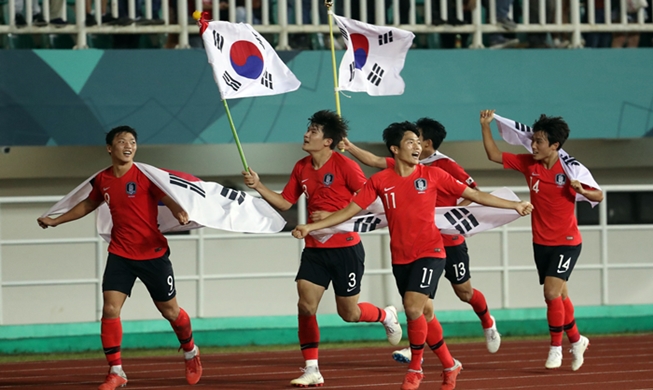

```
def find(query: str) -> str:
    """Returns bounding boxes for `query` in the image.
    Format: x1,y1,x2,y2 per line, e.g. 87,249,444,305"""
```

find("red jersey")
282,151,366,248
386,156,477,246
89,165,169,260
353,164,467,265
503,152,581,246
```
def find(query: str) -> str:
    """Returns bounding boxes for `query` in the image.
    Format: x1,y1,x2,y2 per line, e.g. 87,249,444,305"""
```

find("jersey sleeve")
281,161,303,205
88,175,103,202
149,180,166,201
432,167,467,198
352,177,378,210
502,152,531,174
438,159,477,189
343,157,367,192
385,157,395,169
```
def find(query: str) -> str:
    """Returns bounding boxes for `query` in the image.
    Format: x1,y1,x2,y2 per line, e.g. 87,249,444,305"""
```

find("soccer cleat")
483,315,501,353
400,369,424,390
98,371,127,390
383,306,403,345
570,335,590,371
441,359,462,390
545,346,563,369
393,347,412,363
290,366,324,387
185,346,203,385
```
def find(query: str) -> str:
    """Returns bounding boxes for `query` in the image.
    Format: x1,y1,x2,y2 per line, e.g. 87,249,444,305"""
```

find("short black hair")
531,114,569,150
382,121,419,155
106,126,138,146
415,117,447,150
307,110,348,150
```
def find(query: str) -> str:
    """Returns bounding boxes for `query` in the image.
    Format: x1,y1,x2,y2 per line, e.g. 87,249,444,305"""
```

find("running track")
1,334,652,389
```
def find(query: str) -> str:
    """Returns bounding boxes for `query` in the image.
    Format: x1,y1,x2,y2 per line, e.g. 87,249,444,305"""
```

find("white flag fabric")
333,14,414,96
200,20,301,100
419,150,453,165
41,163,286,243
493,114,601,206
310,188,522,242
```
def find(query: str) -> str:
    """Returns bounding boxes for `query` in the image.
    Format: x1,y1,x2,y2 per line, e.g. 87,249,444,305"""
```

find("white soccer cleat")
570,335,590,371
545,346,563,369
483,315,501,353
382,306,403,345
290,366,324,387
392,347,412,364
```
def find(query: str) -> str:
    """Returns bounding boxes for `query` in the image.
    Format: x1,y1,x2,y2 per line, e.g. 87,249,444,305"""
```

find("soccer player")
480,109,603,370
242,110,403,388
292,121,533,390
341,118,502,363
37,126,202,390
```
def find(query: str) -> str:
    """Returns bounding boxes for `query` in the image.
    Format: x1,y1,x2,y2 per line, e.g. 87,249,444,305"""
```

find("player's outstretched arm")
292,202,363,239
161,195,189,225
242,167,293,211
461,187,533,216
37,197,103,229
340,138,388,169
480,109,503,164
570,180,604,203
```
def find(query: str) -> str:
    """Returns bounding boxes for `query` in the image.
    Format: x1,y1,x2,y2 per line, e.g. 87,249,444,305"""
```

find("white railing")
1,184,653,325
1,0,651,48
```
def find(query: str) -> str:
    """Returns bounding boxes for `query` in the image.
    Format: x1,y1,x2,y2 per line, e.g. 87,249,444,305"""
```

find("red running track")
1,334,652,389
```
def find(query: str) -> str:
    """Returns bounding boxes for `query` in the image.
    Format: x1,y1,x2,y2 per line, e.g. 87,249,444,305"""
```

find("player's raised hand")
480,109,496,126
338,138,353,152
242,167,260,189
292,225,310,239
516,201,534,216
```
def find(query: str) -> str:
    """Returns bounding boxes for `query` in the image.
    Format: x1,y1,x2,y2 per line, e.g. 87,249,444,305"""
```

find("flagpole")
325,0,341,117
222,99,250,172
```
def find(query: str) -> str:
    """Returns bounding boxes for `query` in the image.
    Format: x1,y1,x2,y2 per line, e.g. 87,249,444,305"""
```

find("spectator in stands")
582,0,611,48
611,0,648,47
487,0,520,48
13,0,47,27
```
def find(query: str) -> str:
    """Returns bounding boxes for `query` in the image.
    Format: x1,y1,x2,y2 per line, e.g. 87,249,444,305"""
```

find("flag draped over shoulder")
333,14,414,96
199,19,301,100
310,188,523,242
493,114,601,206
41,163,286,243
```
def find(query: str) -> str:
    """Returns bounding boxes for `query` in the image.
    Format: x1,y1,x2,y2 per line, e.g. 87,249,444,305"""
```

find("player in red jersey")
242,110,403,387
480,109,604,371
341,118,501,363
293,121,532,390
37,126,202,390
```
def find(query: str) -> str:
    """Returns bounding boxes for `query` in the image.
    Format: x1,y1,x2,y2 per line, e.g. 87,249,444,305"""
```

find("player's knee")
455,288,473,303
543,289,561,301
297,300,318,316
102,304,121,318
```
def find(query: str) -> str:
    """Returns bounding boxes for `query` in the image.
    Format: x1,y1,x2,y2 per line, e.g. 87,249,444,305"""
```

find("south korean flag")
333,14,414,96
199,19,301,100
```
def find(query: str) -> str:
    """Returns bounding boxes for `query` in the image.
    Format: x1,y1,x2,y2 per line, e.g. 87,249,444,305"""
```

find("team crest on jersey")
414,178,427,192
555,173,567,186
126,182,137,195
323,173,334,187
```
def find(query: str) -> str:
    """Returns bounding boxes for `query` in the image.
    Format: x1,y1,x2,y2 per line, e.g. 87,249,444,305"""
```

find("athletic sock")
298,314,319,362
170,308,195,352
546,297,565,347
468,289,493,329
407,315,427,372
101,317,123,367
563,297,581,344
357,303,386,323
426,315,455,369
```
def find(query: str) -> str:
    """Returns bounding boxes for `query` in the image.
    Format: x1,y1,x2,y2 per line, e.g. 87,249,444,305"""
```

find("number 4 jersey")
353,164,467,265
503,152,582,246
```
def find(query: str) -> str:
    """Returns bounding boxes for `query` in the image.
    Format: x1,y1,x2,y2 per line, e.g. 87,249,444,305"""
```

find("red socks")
357,303,386,323
468,289,493,329
426,315,455,369
298,315,319,361
407,315,428,372
546,297,565,347
563,297,581,343
170,308,195,352
101,317,123,367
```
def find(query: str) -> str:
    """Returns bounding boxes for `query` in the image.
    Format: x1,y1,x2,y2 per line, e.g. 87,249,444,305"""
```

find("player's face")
417,133,430,160
531,131,557,161
302,124,331,152
396,131,422,165
108,132,137,163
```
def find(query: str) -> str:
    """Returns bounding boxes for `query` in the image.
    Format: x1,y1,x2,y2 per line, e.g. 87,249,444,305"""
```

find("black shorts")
102,249,177,302
295,242,365,297
533,243,582,285
443,242,471,285
392,257,446,299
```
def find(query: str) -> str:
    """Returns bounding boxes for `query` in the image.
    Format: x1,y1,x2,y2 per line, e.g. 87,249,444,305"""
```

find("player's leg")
99,254,134,390
401,291,430,390
139,250,202,385
423,305,462,390
558,245,589,371
330,242,402,345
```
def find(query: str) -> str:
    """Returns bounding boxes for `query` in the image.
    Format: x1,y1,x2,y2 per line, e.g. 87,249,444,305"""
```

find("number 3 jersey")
282,151,366,249
353,164,467,265
503,152,581,246
89,165,168,260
